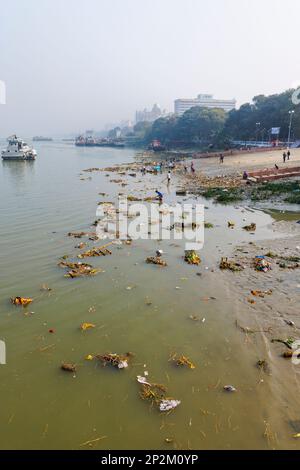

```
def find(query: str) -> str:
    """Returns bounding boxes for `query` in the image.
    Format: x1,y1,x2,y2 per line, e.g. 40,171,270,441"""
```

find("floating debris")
58,261,100,278
171,354,196,369
61,362,76,373
243,223,257,232
219,257,243,272
251,289,272,298
159,400,181,412
127,195,142,201
284,319,295,327
11,297,33,307
189,315,200,322
96,353,132,369
137,375,151,386
223,385,237,393
137,377,180,413
40,284,52,292
68,231,89,238
85,354,94,361
80,323,96,331
184,250,201,265
256,360,271,375
282,351,293,359
78,246,112,259
271,338,295,350
146,256,167,267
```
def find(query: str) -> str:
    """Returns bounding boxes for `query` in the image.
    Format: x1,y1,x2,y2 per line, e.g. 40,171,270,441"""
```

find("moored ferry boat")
1,135,37,161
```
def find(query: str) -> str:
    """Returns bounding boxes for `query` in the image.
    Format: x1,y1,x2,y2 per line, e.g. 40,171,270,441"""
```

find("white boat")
1,135,37,161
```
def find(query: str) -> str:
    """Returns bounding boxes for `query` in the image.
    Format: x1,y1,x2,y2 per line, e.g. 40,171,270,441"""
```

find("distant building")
174,94,236,115
135,104,165,123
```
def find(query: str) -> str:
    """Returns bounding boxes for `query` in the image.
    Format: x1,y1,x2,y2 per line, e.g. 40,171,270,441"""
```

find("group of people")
183,161,196,174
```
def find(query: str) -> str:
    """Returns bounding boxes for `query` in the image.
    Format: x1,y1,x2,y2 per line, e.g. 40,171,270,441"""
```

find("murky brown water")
0,141,300,450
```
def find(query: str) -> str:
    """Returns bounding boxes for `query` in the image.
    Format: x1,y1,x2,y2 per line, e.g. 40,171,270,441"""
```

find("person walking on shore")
219,153,224,164
167,171,171,185
191,161,195,174
283,152,287,163
287,150,291,160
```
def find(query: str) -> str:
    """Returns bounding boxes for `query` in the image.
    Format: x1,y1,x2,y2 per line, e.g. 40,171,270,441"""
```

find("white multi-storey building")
174,94,236,115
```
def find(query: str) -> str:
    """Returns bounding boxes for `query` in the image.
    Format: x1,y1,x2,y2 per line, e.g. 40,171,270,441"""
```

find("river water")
0,141,299,450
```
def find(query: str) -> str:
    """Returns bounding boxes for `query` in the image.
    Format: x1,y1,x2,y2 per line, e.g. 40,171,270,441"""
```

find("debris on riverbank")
219,257,244,272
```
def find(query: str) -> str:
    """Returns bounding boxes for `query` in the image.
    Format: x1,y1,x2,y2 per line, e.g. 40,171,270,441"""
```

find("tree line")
129,88,300,148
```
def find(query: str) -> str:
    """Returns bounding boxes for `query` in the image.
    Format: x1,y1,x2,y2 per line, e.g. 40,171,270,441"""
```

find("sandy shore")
193,148,300,177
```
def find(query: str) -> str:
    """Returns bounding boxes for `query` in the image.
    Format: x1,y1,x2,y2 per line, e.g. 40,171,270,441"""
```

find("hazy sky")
1,0,300,136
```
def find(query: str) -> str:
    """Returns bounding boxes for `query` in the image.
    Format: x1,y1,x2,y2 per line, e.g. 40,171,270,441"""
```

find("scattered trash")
58,261,100,278
127,195,142,201
256,360,271,375
189,315,200,321
227,221,235,229
254,256,271,273
48,329,55,334
223,385,237,392
219,257,243,272
159,400,181,412
165,438,174,444
40,284,52,292
96,353,133,369
11,297,33,307
80,323,96,331
184,250,201,265
171,354,196,369
282,351,293,359
265,251,277,259
68,232,89,239
204,222,214,229
137,377,181,413
61,363,76,373
146,256,167,266
243,223,257,232
284,319,295,327
251,289,272,298
137,375,151,386
85,354,94,361
78,243,112,259
271,338,295,349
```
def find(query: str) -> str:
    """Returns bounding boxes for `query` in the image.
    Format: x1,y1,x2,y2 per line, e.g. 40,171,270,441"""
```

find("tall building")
174,94,236,115
135,103,165,123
